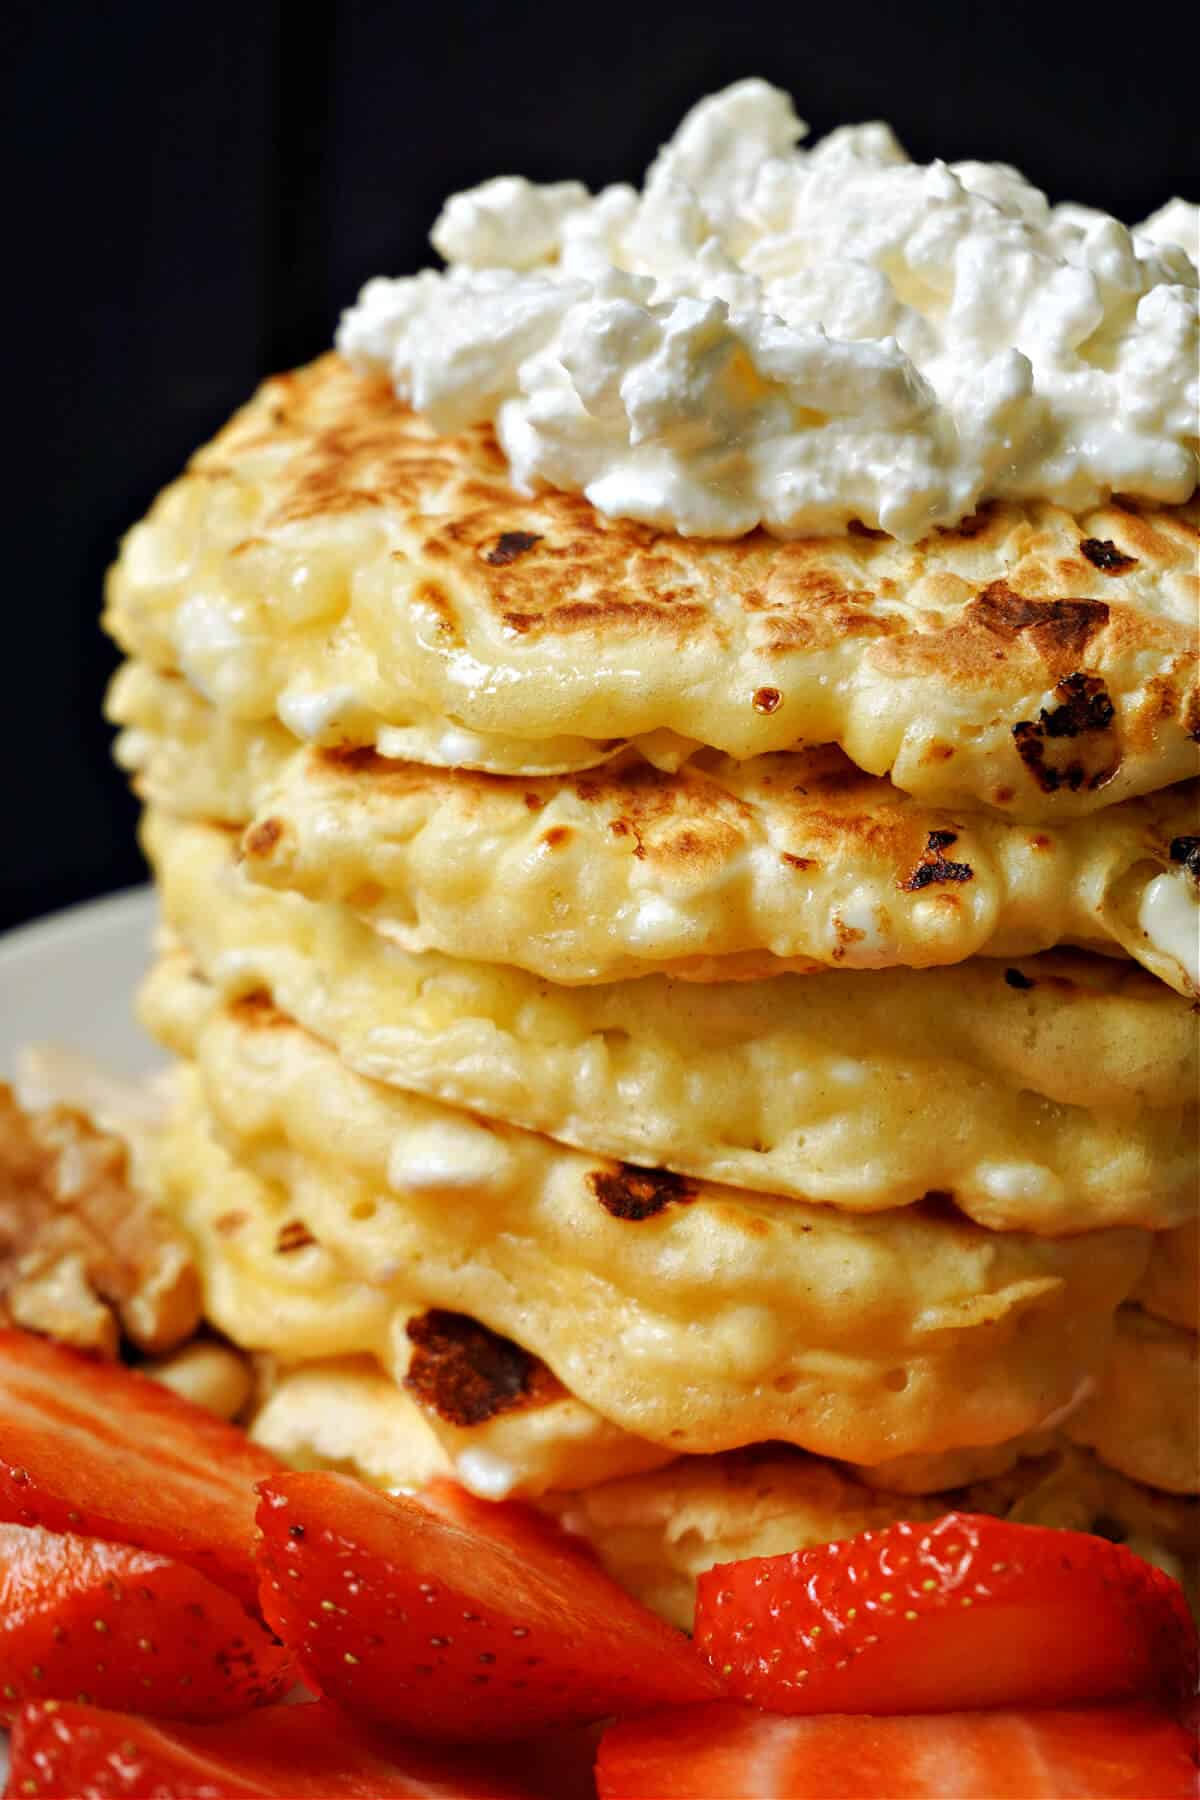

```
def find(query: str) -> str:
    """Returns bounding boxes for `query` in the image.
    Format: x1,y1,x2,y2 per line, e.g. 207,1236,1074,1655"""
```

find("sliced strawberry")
420,1476,607,1570
256,1472,720,1740
5,1698,553,1797
0,1523,290,1724
0,1328,282,1609
595,1701,1200,1799
695,1512,1198,1714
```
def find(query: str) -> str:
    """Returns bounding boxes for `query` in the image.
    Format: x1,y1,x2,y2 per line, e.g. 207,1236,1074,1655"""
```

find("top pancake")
104,353,1200,818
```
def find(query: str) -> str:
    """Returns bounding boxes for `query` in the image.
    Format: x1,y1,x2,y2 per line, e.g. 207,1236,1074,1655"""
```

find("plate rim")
0,884,155,965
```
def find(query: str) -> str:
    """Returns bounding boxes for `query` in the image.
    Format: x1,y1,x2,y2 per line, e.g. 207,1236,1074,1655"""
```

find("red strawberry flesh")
5,1697,553,1797
595,1700,1200,1799
695,1512,1199,1714
255,1471,720,1740
0,1523,290,1723
0,1329,282,1609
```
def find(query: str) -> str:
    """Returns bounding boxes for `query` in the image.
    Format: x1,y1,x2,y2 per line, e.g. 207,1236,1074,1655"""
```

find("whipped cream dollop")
338,80,1198,540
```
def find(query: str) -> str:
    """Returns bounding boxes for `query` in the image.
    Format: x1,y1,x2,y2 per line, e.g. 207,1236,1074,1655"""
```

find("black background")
3,0,1195,934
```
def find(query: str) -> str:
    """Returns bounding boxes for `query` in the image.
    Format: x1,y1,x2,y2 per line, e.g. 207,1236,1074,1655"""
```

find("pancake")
142,971,1151,1469
249,1355,673,1501
145,1091,398,1369
1064,1308,1199,1494
103,353,1199,817
549,1444,1200,1631
113,662,1200,993
144,813,1199,1235
137,1099,1173,1517
105,657,636,785
108,661,298,827
1134,1218,1199,1332
849,1298,1200,1495
239,752,1199,994
241,1350,1200,1631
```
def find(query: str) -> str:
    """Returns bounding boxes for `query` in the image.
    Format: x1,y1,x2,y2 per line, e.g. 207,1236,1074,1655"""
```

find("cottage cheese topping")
1135,198,1200,260
338,80,1198,541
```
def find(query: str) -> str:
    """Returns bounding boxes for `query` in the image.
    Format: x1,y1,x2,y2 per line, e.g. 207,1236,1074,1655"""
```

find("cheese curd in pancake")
113,662,1200,995
140,968,1151,1469
104,355,1200,816
143,815,1199,1235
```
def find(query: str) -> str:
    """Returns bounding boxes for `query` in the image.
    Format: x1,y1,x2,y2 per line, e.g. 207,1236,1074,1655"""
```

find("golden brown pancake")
1065,1307,1199,1494
112,661,1200,993
142,966,1151,1471
143,813,1199,1236
237,1343,1200,1632
1134,1218,1199,1332
548,1442,1200,1630
104,353,1199,817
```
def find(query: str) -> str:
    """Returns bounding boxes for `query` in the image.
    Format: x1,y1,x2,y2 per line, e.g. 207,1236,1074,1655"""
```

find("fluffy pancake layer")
143,813,1198,1235
141,966,1153,1469
112,663,1200,993
1134,1218,1199,1332
548,1443,1200,1631
104,354,1200,817
145,1073,1194,1518
243,1356,1198,1631
1065,1308,1199,1495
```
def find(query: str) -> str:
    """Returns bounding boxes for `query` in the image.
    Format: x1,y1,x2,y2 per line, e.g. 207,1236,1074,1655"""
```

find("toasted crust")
246,1354,671,1502
104,354,1199,816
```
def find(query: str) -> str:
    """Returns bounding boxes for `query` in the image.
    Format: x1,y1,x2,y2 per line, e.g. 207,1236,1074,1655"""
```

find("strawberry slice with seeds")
595,1701,1200,1799
0,1523,290,1724
695,1512,1198,1715
256,1472,720,1740
0,1328,282,1610
420,1475,614,1570
6,1698,555,1797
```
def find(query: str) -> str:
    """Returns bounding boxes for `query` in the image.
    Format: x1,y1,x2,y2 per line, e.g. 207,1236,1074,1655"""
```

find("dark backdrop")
3,0,1195,933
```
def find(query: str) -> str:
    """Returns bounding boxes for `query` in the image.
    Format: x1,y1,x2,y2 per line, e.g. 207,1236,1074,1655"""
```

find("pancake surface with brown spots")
142,967,1157,1469
143,815,1200,1234
118,667,1200,994
105,353,1199,816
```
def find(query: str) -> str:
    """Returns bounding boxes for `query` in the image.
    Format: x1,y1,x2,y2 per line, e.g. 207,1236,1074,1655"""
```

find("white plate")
0,886,161,1081
0,886,161,1786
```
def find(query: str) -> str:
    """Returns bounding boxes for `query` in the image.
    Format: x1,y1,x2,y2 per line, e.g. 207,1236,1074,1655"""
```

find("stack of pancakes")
105,353,1199,1628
